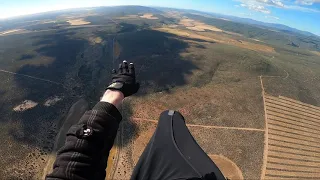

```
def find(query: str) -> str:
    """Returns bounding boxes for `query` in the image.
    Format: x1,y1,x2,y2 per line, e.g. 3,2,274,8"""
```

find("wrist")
100,90,124,108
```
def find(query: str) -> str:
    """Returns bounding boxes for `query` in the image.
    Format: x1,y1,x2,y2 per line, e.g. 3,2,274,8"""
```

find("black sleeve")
46,102,122,180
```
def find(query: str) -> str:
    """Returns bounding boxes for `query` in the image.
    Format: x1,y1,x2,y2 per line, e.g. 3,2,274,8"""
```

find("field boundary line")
131,117,265,131
0,69,63,85
278,95,320,111
260,76,269,180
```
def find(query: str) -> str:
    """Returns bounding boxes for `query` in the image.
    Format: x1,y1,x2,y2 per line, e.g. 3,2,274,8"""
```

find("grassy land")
183,13,320,51
0,5,319,179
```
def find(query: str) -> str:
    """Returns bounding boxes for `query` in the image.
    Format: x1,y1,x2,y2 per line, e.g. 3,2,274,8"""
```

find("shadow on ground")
114,29,198,95
8,30,88,151
97,26,199,146
9,23,198,154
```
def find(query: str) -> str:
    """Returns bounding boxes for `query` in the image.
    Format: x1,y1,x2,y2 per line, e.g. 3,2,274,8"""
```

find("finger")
119,63,123,73
112,69,116,74
123,60,129,73
129,62,135,74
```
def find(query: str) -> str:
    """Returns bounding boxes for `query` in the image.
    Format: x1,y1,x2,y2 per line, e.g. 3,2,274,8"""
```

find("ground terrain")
0,6,320,179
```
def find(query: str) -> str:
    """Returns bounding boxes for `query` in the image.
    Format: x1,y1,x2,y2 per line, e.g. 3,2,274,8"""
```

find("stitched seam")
90,110,97,127
89,110,94,126
170,113,202,177
71,140,81,179
67,110,96,179
66,139,79,179
71,140,84,179
71,152,80,180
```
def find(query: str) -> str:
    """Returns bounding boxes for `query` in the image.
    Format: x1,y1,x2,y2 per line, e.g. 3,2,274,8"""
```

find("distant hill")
0,6,162,31
1,5,317,38
155,7,320,51
183,13,320,51
208,14,316,37
1,5,319,51
156,7,318,37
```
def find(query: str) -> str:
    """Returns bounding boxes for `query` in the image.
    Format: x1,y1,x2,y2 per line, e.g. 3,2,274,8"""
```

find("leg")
130,110,225,180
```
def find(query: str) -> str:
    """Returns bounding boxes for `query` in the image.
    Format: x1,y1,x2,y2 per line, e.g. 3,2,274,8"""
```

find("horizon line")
0,5,319,37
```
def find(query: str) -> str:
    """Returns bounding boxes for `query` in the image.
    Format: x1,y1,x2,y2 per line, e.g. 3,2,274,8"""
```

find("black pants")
131,110,225,180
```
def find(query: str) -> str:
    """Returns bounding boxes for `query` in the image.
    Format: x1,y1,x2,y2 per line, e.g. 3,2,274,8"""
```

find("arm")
46,90,124,180
46,61,139,180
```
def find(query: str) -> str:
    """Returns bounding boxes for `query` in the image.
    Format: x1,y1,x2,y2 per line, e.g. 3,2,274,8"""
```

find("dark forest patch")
18,54,36,61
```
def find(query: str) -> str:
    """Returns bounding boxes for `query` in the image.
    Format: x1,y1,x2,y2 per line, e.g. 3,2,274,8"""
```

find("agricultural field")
0,6,319,179
263,94,320,178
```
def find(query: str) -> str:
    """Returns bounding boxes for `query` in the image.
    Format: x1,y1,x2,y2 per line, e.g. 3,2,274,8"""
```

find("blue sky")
0,0,319,35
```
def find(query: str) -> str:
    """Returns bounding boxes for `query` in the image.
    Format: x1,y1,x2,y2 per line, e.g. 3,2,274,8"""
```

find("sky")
0,0,319,35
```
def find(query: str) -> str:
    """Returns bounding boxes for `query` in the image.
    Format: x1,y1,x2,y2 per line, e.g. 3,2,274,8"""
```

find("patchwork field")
0,5,319,180
67,18,91,25
263,94,320,179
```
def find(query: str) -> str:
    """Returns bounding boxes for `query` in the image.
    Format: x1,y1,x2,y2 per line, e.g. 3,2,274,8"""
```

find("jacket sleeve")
46,102,122,180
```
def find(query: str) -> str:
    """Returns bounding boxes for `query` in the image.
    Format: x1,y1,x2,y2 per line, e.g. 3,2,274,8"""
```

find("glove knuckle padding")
107,61,139,97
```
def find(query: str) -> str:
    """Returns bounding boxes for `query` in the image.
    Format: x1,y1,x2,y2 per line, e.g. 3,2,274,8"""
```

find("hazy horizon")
1,0,319,36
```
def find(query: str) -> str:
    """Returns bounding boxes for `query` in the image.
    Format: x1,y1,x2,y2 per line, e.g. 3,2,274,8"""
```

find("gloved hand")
106,60,140,97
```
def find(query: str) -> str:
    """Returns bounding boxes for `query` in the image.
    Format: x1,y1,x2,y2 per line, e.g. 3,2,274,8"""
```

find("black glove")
106,60,140,97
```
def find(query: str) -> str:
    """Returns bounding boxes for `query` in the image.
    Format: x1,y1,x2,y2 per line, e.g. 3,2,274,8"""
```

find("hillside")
0,5,319,180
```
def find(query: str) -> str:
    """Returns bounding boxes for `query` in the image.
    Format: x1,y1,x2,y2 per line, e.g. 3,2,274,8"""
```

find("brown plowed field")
263,94,320,179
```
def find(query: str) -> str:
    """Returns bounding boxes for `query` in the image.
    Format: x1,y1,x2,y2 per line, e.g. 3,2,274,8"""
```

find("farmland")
0,6,320,179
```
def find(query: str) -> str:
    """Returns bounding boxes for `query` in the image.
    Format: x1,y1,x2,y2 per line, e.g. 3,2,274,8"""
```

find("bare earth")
67,19,91,26
13,100,38,112
1,6,320,180
89,36,103,45
208,155,244,180
116,15,139,20
44,96,62,107
311,51,320,56
262,94,320,179
179,18,223,32
155,27,275,53
0,29,24,36
140,13,159,20
106,92,320,179
108,118,264,180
